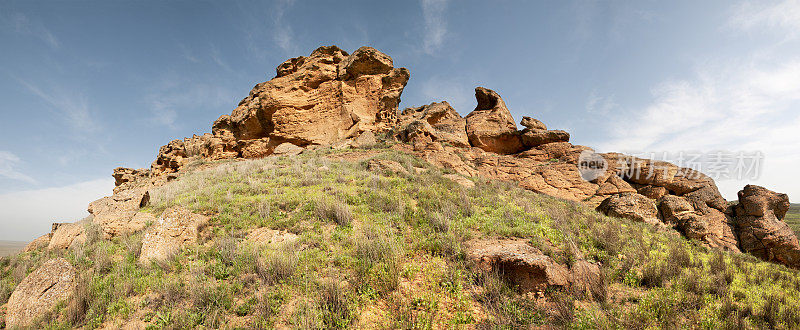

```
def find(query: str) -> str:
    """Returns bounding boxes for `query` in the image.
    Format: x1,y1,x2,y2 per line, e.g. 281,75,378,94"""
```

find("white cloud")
0,151,36,184
729,0,800,35
421,0,449,54
0,178,114,241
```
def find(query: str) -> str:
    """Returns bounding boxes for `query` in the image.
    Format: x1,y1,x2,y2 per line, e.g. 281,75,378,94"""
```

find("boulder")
88,188,150,238
443,173,475,189
596,193,659,225
519,129,570,148
6,258,76,328
48,222,86,250
23,233,52,252
351,131,378,148
635,185,668,199
735,185,800,267
366,159,408,175
140,206,210,263
520,116,547,130
246,228,299,247
112,167,150,193
465,87,524,155
657,195,739,251
272,142,304,156
397,101,469,148
466,238,570,293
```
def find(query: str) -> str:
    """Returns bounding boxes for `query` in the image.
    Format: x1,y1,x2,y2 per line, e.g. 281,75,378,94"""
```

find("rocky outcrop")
397,101,469,149
6,258,76,328
151,45,409,174
88,187,150,238
466,238,570,293
466,239,604,299
465,87,524,155
47,222,86,250
597,193,659,225
735,185,800,267
140,206,210,263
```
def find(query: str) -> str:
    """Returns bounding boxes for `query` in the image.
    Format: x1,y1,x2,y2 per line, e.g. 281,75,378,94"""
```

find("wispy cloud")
145,75,238,129
585,90,619,115
272,0,298,54
14,77,98,133
4,12,59,49
421,0,449,55
419,75,474,115
728,0,800,35
0,151,36,184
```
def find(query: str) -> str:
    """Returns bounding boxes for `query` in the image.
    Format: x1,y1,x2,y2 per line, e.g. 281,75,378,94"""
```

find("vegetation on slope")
785,203,800,237
1,145,800,329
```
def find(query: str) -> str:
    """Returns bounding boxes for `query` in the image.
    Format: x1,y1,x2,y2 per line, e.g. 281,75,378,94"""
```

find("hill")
1,146,800,328
786,203,800,236
1,45,799,329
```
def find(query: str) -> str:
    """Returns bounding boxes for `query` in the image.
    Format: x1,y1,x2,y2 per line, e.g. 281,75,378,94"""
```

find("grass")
1,145,800,328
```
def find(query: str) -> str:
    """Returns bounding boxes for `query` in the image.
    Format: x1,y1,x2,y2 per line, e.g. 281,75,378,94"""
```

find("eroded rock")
140,206,210,263
6,258,76,328
465,87,523,155
466,238,570,293
735,185,800,267
596,193,659,225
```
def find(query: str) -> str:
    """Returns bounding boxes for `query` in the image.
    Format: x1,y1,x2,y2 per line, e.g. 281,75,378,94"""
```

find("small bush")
257,245,299,285
314,197,354,226
318,279,352,328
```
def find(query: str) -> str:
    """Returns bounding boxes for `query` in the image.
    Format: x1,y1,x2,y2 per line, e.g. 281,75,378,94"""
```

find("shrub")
318,279,352,328
257,245,299,285
314,197,354,226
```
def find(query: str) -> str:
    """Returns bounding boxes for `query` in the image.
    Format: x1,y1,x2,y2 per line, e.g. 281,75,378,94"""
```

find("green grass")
785,203,800,237
2,146,800,328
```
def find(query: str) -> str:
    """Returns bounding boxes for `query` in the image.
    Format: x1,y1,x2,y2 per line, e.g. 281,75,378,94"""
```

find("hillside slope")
2,145,800,328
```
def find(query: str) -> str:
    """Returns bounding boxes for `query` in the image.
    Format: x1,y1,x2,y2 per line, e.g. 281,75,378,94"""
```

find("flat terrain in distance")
0,240,26,257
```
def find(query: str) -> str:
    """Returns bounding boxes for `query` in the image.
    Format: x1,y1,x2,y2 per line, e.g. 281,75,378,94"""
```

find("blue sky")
1,0,799,241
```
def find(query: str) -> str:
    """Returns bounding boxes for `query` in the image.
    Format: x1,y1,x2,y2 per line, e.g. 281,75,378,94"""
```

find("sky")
1,0,799,241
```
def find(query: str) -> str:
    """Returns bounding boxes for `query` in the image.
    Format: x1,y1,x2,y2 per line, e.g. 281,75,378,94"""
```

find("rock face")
48,222,86,250
465,87,524,155
151,45,409,174
735,185,800,267
140,206,210,263
6,258,76,328
88,187,150,238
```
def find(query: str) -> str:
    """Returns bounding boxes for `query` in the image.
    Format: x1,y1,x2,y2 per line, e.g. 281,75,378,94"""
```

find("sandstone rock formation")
596,192,659,225
396,101,469,149
6,258,76,328
466,238,570,293
47,222,86,250
88,187,150,238
466,238,604,299
151,45,409,174
140,206,210,263
465,87,524,155
735,185,800,267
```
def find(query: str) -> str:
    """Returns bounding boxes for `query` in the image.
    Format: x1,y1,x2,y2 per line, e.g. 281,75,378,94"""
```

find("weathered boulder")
397,101,469,148
351,131,378,148
23,233,52,252
596,193,659,225
6,258,76,328
520,116,547,130
272,142,304,156
466,238,570,293
595,175,636,196
112,167,150,193
735,185,800,267
140,206,210,263
519,129,570,148
48,222,86,250
465,87,524,155
246,228,299,247
88,188,150,238
657,195,739,251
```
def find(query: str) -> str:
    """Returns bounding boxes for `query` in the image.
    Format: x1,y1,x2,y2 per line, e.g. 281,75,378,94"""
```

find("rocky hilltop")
4,46,800,328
